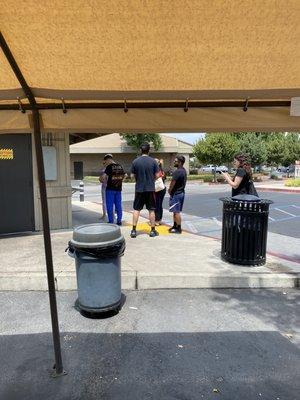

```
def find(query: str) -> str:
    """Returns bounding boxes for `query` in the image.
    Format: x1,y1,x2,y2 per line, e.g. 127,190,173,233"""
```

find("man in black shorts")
130,142,160,238
168,155,187,234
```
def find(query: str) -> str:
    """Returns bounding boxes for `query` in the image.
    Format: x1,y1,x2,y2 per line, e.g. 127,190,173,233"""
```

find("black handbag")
247,180,259,197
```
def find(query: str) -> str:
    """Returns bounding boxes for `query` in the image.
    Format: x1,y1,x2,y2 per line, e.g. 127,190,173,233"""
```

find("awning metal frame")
0,99,291,112
0,31,66,378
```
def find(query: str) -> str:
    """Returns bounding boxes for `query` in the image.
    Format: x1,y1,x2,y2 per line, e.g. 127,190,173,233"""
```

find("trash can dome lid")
232,194,261,202
70,223,123,248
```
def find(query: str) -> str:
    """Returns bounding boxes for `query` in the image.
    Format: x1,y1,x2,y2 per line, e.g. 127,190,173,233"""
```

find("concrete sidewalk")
0,201,299,291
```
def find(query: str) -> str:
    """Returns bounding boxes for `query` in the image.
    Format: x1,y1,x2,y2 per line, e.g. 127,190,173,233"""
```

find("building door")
74,161,83,180
0,134,35,234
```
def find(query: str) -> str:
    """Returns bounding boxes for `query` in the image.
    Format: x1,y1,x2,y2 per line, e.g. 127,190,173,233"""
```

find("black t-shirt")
171,167,187,195
232,167,250,196
105,163,125,191
131,155,159,192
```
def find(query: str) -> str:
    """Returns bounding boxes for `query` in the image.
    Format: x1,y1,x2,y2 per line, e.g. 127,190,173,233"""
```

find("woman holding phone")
222,153,258,197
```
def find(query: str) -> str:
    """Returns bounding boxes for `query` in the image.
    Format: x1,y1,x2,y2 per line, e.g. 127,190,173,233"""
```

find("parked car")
201,165,228,173
261,165,272,173
277,165,295,174
216,165,229,173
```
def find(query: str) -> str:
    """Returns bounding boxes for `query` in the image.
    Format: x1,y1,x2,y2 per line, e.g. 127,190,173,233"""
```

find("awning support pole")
0,31,66,377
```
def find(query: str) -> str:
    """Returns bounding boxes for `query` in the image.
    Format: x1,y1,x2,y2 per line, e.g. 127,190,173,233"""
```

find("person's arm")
101,166,110,183
168,179,176,195
154,162,160,179
99,171,107,183
119,165,126,181
102,173,108,181
168,170,178,194
130,163,136,180
221,171,243,189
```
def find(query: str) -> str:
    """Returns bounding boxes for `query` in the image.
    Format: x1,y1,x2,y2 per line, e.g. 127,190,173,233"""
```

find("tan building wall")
70,152,190,177
33,132,72,230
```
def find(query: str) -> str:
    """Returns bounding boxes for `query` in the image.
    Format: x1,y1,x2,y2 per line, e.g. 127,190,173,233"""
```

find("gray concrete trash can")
68,223,125,314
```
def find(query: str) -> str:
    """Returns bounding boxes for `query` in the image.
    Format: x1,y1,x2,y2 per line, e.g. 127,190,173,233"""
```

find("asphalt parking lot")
160,190,300,239
73,182,300,239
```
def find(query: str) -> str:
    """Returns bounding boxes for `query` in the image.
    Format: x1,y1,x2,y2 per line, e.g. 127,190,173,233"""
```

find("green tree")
281,133,300,167
266,133,300,169
266,135,285,166
237,133,267,169
120,133,162,154
193,133,238,181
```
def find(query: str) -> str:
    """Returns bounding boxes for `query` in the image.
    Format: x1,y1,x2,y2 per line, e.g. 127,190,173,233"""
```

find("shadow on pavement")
72,204,102,227
1,331,299,400
211,289,300,336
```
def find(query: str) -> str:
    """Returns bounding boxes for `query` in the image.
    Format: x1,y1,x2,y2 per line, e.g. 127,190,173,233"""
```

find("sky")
164,133,205,145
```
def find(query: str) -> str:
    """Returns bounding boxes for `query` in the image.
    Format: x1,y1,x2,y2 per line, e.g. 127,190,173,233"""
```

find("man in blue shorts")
130,142,160,238
168,155,187,234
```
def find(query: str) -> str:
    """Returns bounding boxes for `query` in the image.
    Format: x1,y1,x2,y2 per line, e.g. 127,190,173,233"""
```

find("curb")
0,271,299,291
0,270,137,291
257,187,300,194
137,272,300,290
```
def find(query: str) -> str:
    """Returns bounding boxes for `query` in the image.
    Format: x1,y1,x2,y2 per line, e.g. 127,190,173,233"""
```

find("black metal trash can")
220,194,273,266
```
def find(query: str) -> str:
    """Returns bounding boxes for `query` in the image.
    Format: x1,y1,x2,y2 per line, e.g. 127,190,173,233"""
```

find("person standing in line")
103,154,126,225
168,156,187,234
99,160,107,220
130,142,160,238
154,158,167,226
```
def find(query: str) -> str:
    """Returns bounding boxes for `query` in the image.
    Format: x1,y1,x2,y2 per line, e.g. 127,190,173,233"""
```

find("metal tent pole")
0,31,66,377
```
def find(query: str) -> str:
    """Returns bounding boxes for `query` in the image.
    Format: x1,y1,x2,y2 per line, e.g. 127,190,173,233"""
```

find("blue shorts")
169,192,185,213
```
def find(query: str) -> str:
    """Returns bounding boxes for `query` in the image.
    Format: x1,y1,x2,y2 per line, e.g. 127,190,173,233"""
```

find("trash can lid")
232,194,261,202
70,223,124,248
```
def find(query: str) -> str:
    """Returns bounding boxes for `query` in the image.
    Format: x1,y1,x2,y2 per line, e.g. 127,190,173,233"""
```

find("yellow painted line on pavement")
123,222,186,236
136,223,170,235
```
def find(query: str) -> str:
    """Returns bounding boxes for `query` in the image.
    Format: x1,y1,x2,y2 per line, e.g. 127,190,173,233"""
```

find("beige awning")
1,0,300,132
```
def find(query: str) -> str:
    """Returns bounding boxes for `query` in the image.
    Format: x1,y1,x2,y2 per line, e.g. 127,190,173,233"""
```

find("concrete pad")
0,202,299,291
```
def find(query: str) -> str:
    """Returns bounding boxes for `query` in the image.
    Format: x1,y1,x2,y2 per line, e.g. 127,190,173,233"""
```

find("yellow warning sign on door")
0,148,14,160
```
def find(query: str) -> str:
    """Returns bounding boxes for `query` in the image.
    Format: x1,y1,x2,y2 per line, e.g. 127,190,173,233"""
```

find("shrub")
252,173,263,182
83,176,100,184
216,176,226,183
285,178,300,187
194,174,214,182
270,172,283,180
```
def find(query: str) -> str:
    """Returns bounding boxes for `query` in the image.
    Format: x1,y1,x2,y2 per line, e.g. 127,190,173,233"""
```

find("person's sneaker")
169,228,182,234
117,222,122,226
130,229,137,238
168,226,177,232
149,229,159,237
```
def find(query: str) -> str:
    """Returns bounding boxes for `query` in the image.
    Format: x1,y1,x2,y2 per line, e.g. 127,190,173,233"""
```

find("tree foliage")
238,133,268,167
193,133,238,180
279,133,300,166
193,133,238,166
120,133,162,153
266,133,300,166
193,132,300,169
